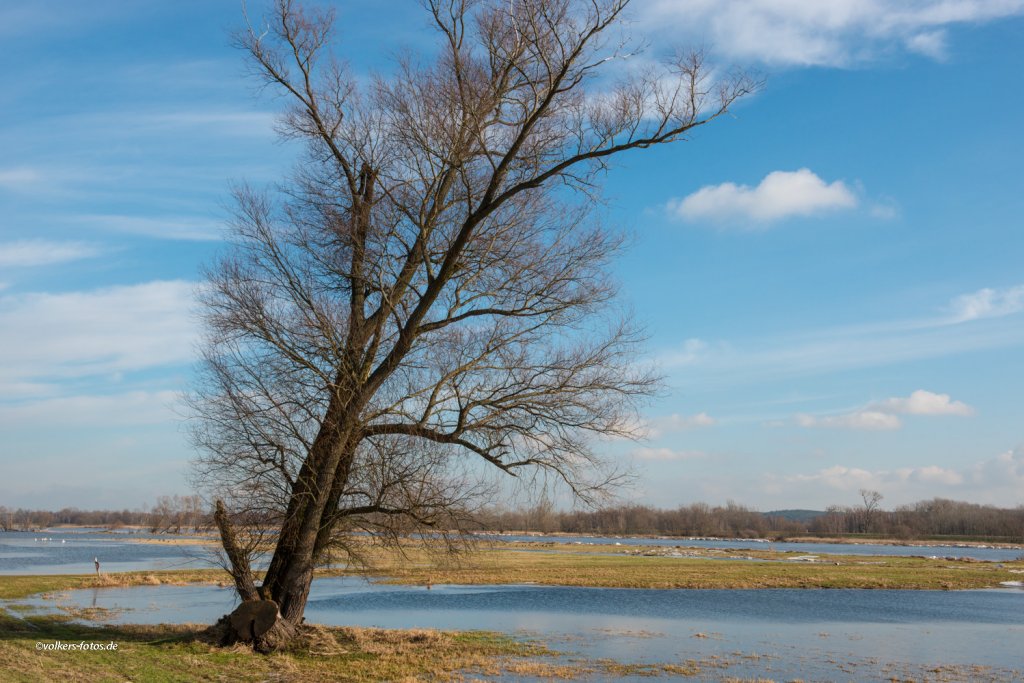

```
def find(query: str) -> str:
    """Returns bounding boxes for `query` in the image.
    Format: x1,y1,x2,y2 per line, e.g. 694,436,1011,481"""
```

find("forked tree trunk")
217,430,360,651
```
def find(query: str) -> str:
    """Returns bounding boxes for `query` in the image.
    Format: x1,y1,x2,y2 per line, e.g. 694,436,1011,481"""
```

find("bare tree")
859,488,884,533
190,0,755,646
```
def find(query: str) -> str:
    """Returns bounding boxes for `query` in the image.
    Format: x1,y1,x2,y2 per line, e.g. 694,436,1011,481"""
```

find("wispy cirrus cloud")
632,447,708,461
0,239,104,268
0,167,42,191
660,286,1024,385
667,169,858,226
72,214,222,241
0,280,197,384
795,410,903,431
639,1,1024,67
0,390,181,427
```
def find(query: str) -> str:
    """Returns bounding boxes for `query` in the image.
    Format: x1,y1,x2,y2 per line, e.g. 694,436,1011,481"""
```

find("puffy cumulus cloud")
795,390,973,430
639,1,1024,67
795,410,902,431
907,465,964,486
872,389,974,416
0,280,197,383
948,285,1024,322
668,169,857,225
969,446,1024,488
631,447,707,461
784,463,965,492
772,449,1024,505
0,240,104,268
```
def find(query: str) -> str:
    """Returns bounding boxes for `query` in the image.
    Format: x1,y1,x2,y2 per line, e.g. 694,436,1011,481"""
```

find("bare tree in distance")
189,0,757,648
859,488,884,533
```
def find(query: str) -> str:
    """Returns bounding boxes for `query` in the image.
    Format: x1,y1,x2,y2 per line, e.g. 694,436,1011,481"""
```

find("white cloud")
0,239,104,268
74,214,221,241
0,167,42,190
783,463,967,492
141,110,276,136
632,447,707,461
873,389,974,416
647,412,717,438
668,169,857,225
787,465,881,490
970,446,1024,488
795,390,973,431
662,338,709,366
775,448,1024,502
905,30,948,59
795,410,902,431
0,390,181,427
948,285,1024,322
639,1,1024,67
658,285,1024,384
909,465,964,485
0,280,197,383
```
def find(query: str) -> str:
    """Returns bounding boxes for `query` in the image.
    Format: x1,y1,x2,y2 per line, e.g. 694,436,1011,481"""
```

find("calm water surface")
0,529,216,574
14,578,1024,681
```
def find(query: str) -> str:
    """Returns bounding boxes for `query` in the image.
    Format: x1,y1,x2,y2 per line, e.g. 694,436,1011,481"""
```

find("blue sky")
2,1,1023,511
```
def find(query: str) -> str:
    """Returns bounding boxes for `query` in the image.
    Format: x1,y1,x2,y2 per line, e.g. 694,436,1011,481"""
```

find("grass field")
4,541,1023,603
334,540,1024,590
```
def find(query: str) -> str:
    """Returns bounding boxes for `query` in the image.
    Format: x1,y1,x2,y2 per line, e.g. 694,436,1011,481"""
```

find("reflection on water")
14,578,1024,681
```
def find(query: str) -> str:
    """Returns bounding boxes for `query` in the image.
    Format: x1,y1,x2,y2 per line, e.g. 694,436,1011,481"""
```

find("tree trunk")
214,500,258,602
212,599,298,653
267,440,360,625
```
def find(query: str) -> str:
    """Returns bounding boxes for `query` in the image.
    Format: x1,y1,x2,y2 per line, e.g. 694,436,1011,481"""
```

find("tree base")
208,600,299,653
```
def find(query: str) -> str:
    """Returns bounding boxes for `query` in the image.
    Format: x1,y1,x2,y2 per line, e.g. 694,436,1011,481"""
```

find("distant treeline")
0,495,211,534
476,497,1024,541
3,495,1023,542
